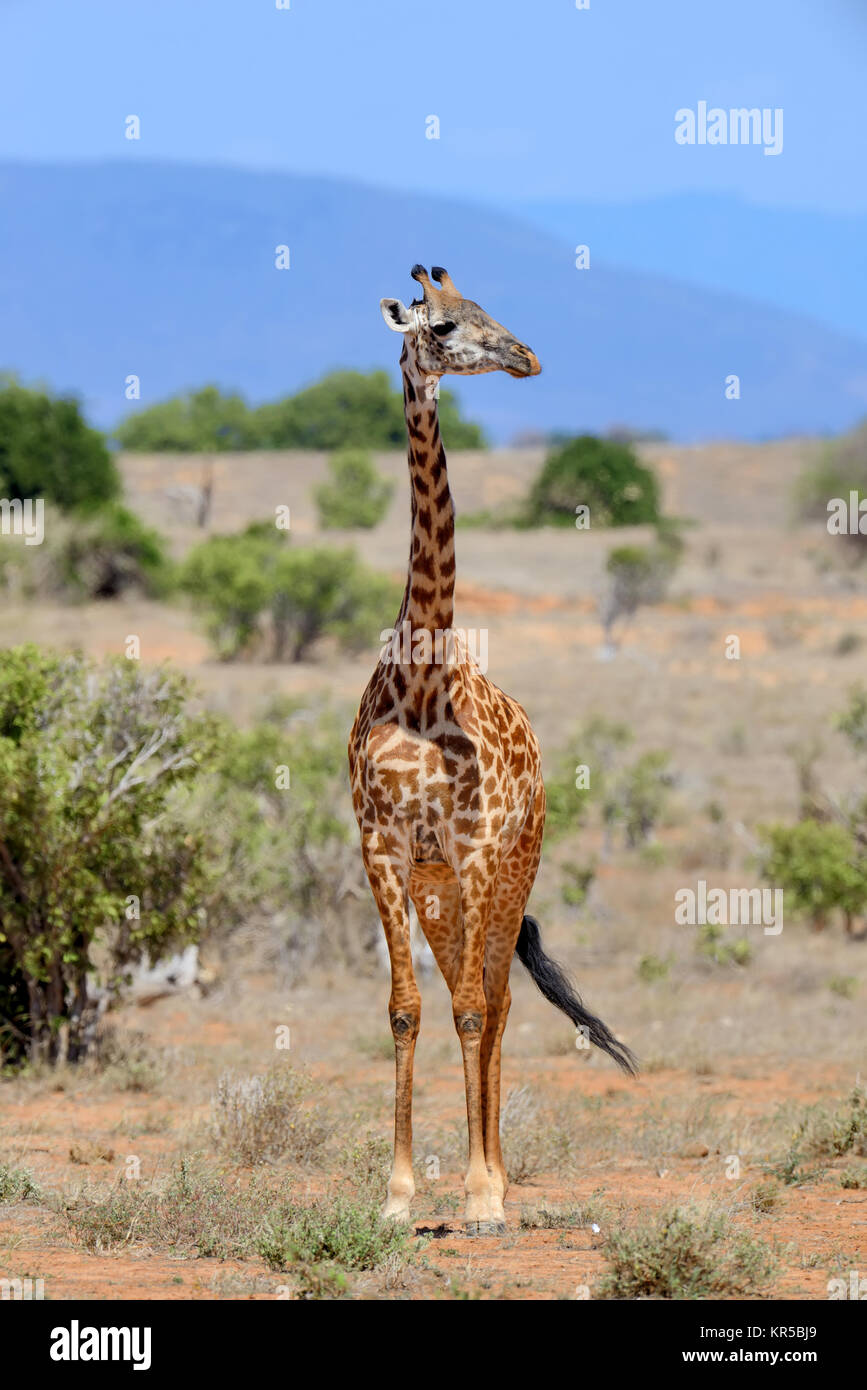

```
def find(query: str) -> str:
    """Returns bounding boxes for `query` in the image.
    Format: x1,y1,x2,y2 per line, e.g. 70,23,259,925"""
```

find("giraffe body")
348,265,634,1231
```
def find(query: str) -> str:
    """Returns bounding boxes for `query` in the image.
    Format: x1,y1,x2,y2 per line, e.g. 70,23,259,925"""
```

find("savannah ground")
1,438,866,1300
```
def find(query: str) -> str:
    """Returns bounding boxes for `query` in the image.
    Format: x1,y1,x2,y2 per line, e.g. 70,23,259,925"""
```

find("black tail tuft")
515,915,638,1076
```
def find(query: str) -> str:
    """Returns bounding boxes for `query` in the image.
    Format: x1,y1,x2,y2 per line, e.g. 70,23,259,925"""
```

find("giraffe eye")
431,321,456,337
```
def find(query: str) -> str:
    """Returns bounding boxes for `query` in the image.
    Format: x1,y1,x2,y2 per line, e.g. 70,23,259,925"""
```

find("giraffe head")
380,264,541,380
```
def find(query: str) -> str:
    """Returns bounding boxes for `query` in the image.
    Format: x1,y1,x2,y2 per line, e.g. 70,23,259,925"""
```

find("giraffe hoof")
463,1219,507,1237
381,1200,413,1225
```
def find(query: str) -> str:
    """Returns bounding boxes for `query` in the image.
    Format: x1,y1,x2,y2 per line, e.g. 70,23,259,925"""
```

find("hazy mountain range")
1,160,865,445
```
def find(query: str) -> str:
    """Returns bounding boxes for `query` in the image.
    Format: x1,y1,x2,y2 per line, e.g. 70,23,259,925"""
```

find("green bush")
0,647,220,1065
597,1205,775,1299
178,524,278,657
601,532,682,643
795,420,867,550
0,1162,41,1204
114,385,259,452
758,820,867,931
255,370,484,450
545,717,673,852
259,1196,409,1272
525,435,661,528
188,697,378,973
0,376,119,510
116,372,486,452
179,524,400,661
315,449,393,529
48,502,172,599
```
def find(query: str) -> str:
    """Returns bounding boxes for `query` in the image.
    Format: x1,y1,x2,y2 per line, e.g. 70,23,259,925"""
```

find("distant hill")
1,160,866,444
511,193,867,347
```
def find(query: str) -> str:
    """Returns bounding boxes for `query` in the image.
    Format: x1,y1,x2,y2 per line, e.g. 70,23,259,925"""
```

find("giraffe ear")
380,298,414,332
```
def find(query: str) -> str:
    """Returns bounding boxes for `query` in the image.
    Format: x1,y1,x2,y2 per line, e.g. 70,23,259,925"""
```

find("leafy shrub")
116,372,486,452
254,370,484,450
61,1157,289,1259
601,527,683,644
0,1161,41,1204
48,503,171,599
840,1166,867,1189
0,375,119,510
758,820,867,932
836,683,867,753
695,923,752,968
179,524,399,661
544,717,674,852
597,1205,775,1299
178,524,278,657
796,1088,867,1161
525,435,661,528
795,420,867,552
188,697,378,973
0,647,220,1065
212,1066,329,1166
114,385,259,452
315,449,393,529
637,953,672,984
258,1196,409,1272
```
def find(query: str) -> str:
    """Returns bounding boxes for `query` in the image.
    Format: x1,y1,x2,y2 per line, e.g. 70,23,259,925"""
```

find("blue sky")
1,0,865,211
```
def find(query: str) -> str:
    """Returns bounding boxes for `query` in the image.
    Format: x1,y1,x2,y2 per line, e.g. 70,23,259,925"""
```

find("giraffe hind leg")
361,833,419,1224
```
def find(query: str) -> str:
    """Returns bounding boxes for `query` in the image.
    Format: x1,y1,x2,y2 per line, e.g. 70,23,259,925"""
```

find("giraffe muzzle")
504,345,541,378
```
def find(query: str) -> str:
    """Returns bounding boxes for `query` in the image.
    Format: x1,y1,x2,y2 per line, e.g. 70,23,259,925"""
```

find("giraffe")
348,264,636,1234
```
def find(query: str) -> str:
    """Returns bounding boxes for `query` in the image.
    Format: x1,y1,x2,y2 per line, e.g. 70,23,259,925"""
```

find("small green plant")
0,1162,41,1204
773,1088,867,1187
601,534,682,646
637,953,672,984
519,1198,604,1230
258,1195,409,1272
597,1205,775,1299
696,923,752,968
290,1264,352,1300
61,1159,288,1259
749,1181,783,1214
315,449,393,529
835,631,862,656
560,862,596,907
829,974,859,1000
840,1166,867,1189
794,419,867,556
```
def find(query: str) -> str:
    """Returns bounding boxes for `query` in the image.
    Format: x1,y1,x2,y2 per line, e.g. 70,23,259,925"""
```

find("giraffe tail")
515,915,638,1076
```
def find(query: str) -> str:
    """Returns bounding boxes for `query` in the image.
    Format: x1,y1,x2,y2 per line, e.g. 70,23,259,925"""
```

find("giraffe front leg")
453,862,498,1233
361,833,419,1225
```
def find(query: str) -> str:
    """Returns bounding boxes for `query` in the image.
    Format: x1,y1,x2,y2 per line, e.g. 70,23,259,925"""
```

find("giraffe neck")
396,338,455,637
